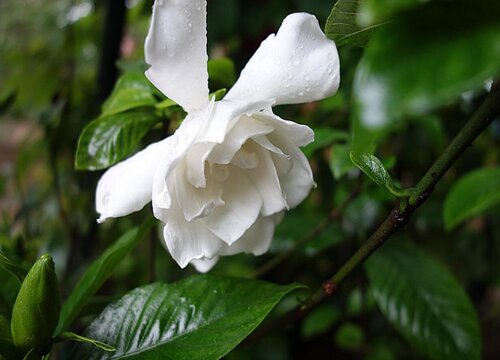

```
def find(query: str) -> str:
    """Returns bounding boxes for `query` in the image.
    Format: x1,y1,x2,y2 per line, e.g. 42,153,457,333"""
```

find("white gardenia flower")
96,0,340,272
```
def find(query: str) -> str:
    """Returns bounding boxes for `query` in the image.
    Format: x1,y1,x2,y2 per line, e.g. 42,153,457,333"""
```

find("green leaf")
75,109,160,170
444,167,500,230
0,338,24,360
301,305,341,338
325,0,388,47
208,58,236,89
303,128,349,158
354,0,500,130
350,151,403,197
56,223,152,334
72,276,301,360
334,322,364,350
358,0,423,25
0,250,27,283
101,72,157,117
365,240,481,360
329,144,354,179
55,332,115,353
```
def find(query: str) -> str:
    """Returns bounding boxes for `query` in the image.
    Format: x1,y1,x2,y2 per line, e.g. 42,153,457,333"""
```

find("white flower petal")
145,0,209,112
219,215,278,256
174,158,224,222
95,138,172,223
207,115,274,165
205,167,263,245
257,111,315,147
190,257,219,272
225,13,340,106
242,141,287,216
161,208,223,269
268,132,315,208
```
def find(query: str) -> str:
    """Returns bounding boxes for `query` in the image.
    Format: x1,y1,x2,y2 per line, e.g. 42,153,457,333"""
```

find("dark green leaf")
56,223,152,334
301,305,341,338
330,144,355,179
303,128,349,158
101,72,157,117
72,276,301,360
75,109,160,170
354,0,500,129
0,251,27,283
334,323,364,350
444,167,500,230
358,0,423,25
0,338,24,360
365,240,481,360
325,0,388,47
208,58,236,89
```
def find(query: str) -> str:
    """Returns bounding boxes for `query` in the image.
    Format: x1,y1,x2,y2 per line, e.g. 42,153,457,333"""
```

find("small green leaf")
301,305,341,338
210,88,227,101
444,167,500,230
56,332,115,352
72,276,302,360
0,250,27,283
208,58,236,89
354,0,500,130
75,109,160,170
325,0,388,47
101,72,157,117
365,240,481,360
56,222,152,334
350,151,402,197
335,323,364,350
330,144,355,179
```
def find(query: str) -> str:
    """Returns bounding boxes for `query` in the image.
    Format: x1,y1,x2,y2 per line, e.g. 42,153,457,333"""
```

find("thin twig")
248,80,500,341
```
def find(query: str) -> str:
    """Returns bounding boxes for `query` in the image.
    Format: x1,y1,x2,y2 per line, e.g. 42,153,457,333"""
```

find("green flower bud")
10,254,61,352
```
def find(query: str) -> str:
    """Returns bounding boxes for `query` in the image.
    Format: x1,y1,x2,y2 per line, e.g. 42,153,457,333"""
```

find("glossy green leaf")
72,276,301,360
325,0,388,47
101,72,157,117
56,223,151,334
444,167,500,230
75,109,160,170
365,240,481,360
354,0,500,130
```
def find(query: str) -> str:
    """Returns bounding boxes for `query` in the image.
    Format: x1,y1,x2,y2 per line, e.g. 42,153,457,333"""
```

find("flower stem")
249,80,500,341
306,80,500,308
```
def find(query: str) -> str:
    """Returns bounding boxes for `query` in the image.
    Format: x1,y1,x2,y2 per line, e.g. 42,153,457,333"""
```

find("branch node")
322,280,338,296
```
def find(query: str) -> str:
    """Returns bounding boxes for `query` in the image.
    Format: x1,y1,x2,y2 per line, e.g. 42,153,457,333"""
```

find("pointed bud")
11,254,61,352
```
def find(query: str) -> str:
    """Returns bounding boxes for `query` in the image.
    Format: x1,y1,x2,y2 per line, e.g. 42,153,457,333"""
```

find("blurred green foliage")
0,0,499,359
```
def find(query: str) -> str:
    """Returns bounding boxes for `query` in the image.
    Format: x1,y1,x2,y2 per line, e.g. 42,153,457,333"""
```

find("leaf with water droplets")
71,276,302,360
